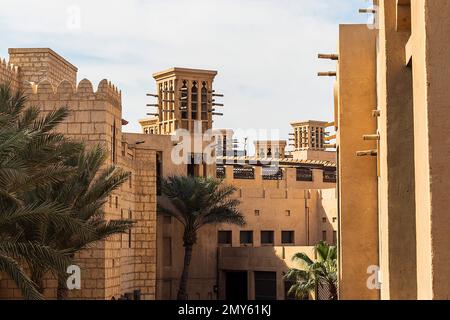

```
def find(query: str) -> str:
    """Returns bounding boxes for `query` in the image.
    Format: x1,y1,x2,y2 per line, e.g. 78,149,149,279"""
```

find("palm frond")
0,253,43,300
292,252,314,266
0,241,71,273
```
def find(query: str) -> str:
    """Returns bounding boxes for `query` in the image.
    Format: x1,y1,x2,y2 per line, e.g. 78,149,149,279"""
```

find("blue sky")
0,0,370,143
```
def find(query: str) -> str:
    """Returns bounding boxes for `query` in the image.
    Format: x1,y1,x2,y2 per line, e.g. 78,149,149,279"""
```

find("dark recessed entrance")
225,271,248,301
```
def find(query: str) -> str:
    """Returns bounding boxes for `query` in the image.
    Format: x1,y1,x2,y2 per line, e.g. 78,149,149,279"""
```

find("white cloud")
0,0,367,140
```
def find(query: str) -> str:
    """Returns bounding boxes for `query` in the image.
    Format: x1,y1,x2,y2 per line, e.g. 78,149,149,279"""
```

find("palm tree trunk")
329,281,338,300
177,244,193,300
57,275,68,300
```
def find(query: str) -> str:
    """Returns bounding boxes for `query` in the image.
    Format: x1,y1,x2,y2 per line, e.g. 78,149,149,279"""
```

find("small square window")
261,231,274,245
240,231,253,245
254,210,260,216
332,217,337,223
281,231,294,245
218,231,232,245
322,217,327,223
285,210,291,216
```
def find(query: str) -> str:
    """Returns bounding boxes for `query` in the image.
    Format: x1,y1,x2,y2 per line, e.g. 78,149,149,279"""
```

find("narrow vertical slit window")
181,80,188,119
191,81,198,120
128,210,132,248
169,80,174,120
201,81,208,120
163,82,168,122
111,121,116,163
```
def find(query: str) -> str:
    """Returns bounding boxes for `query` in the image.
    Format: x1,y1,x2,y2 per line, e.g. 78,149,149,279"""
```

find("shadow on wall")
218,246,316,300
314,189,337,246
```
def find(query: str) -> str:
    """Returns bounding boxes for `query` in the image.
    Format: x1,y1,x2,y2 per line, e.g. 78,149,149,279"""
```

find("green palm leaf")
0,253,43,300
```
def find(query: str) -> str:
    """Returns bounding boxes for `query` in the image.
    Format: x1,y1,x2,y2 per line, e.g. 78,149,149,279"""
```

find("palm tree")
0,83,133,299
23,144,134,299
158,176,245,300
0,83,77,299
285,241,337,300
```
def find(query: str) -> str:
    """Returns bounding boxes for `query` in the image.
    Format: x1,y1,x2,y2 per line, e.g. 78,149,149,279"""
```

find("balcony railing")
216,166,225,179
323,170,337,183
233,167,255,180
262,167,283,180
296,167,313,181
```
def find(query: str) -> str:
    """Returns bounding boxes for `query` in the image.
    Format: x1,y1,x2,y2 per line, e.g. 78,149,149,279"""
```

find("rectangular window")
216,165,225,179
111,123,116,163
322,230,327,242
218,231,232,245
128,210,132,248
240,231,253,245
323,169,337,183
262,166,283,180
285,210,291,216
156,152,162,196
333,231,337,244
281,231,294,245
233,167,255,180
260,231,274,245
254,209,260,216
254,271,277,300
296,167,313,181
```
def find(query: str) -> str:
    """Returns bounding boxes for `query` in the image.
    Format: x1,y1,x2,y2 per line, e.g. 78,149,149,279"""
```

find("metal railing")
323,170,337,183
296,167,313,181
216,166,225,179
262,167,283,180
233,167,255,180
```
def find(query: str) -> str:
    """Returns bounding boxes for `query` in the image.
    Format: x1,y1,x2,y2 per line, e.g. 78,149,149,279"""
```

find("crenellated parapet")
0,58,20,91
95,79,122,107
21,78,122,109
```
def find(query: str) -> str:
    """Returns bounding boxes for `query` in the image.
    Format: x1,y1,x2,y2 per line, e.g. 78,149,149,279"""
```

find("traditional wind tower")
141,68,225,178
289,120,336,162
145,68,224,135
290,120,328,151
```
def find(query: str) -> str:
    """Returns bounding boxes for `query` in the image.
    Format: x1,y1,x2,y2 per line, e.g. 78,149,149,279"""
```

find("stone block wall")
9,48,78,88
0,50,157,300
0,58,19,92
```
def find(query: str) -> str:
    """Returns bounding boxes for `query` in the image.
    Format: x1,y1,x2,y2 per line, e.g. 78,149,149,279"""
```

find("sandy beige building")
136,67,338,300
324,0,450,300
0,48,338,300
154,153,337,300
0,48,158,300
290,121,336,163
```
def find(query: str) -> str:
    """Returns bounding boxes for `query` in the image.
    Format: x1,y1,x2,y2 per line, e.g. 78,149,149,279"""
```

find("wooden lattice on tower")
146,68,223,135
290,120,328,151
